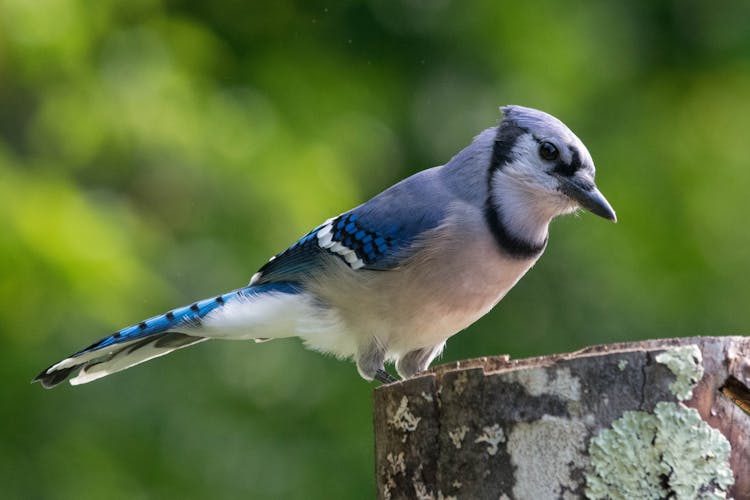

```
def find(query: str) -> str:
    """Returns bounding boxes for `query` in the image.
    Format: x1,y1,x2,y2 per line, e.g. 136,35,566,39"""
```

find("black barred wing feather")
252,210,441,284
252,170,448,284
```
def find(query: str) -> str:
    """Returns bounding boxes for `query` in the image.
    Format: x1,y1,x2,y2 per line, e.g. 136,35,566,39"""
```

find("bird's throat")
484,177,551,259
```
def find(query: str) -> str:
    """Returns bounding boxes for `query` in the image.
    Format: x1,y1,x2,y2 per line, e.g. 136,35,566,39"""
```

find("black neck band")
484,124,547,259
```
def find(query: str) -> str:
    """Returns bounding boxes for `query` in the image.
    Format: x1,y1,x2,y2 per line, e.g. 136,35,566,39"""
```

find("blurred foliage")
2,0,750,498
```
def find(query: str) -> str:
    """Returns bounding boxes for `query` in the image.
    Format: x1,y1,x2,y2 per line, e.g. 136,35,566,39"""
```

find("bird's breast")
310,205,543,356
381,224,539,352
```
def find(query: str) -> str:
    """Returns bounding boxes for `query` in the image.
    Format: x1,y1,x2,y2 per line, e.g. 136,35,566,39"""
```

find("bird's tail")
34,283,300,388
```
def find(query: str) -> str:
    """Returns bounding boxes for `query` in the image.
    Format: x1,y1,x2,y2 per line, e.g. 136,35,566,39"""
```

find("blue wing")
253,168,448,284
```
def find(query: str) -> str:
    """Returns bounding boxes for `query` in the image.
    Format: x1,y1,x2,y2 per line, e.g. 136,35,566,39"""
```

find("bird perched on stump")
35,105,616,388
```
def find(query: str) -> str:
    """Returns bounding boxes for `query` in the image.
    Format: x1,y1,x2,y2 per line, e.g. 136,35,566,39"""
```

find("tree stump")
373,336,750,499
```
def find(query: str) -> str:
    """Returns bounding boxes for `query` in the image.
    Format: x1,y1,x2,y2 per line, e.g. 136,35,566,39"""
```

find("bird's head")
490,105,616,224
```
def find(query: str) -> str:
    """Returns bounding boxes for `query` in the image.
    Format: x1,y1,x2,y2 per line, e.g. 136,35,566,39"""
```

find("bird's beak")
554,174,617,222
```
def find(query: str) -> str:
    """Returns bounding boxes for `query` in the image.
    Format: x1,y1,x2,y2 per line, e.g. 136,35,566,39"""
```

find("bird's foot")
375,368,398,384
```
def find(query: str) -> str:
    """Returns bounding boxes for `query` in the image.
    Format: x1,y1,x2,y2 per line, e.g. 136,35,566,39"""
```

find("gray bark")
373,336,750,499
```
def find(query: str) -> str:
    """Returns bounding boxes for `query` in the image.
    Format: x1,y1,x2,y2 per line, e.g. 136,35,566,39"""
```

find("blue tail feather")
34,282,302,388
77,282,301,355
78,292,235,355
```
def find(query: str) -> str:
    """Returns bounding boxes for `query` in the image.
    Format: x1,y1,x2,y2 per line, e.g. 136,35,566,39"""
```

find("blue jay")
35,105,616,388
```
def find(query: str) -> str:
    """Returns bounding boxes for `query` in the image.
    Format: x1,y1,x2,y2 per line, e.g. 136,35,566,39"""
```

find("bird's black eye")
539,141,559,161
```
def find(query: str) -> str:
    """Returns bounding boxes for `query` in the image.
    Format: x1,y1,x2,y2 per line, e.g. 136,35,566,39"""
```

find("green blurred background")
2,0,750,498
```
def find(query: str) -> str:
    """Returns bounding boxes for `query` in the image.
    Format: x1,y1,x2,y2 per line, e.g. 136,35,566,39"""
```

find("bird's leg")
357,338,398,384
396,343,445,379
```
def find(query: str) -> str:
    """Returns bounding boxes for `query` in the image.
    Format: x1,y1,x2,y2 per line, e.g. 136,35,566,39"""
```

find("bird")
34,105,616,388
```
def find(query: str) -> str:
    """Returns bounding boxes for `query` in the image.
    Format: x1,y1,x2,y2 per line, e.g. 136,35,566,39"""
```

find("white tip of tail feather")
69,336,208,385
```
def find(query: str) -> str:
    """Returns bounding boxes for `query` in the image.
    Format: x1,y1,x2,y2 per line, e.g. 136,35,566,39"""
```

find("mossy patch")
586,402,733,499
655,345,703,401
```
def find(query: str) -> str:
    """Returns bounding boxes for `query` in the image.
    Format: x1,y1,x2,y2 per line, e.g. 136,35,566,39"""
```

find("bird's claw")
375,368,398,384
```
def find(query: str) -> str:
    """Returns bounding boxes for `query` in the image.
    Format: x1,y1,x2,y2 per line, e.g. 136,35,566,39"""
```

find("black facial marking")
138,322,148,330
215,296,225,304
484,122,547,259
489,122,528,171
113,332,122,338
166,311,175,320
190,303,200,312
553,145,582,177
